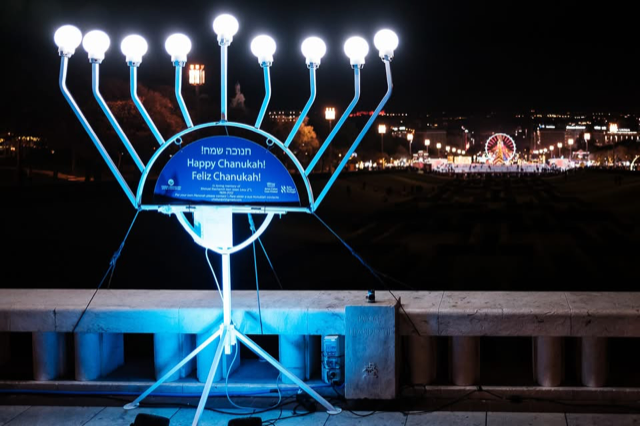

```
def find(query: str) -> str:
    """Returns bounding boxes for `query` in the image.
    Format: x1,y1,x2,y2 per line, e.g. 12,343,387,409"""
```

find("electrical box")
321,335,344,384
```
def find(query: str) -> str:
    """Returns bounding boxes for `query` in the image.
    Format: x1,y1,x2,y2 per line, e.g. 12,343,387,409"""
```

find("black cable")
311,212,422,337
248,214,265,335
256,237,284,290
106,210,140,289
252,240,265,335
71,210,141,333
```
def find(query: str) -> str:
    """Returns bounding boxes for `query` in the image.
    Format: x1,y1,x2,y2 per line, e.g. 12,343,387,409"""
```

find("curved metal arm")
129,65,165,145
254,65,271,129
180,209,275,255
306,66,361,175
174,64,194,128
313,58,393,210
59,57,137,208
220,44,228,121
284,66,317,148
92,62,145,172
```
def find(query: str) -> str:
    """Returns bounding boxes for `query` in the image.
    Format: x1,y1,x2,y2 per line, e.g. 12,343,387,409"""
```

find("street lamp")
568,138,574,160
425,139,430,156
436,142,441,157
325,107,335,172
557,142,563,157
378,124,386,157
407,132,414,158
445,146,450,154
584,132,591,162
188,64,205,121
549,145,554,158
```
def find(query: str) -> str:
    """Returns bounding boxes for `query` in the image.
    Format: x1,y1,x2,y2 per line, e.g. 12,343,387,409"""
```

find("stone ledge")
1,289,640,337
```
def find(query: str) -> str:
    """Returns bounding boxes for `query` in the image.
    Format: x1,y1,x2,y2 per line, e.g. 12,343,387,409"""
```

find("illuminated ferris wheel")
485,133,516,164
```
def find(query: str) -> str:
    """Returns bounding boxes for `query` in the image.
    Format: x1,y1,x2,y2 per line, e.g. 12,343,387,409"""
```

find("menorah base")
123,323,341,426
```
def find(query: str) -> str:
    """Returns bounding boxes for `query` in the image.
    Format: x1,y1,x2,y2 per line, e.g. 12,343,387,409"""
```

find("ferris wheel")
485,133,516,164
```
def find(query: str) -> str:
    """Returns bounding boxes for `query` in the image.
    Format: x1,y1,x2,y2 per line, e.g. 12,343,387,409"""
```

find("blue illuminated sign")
154,136,300,204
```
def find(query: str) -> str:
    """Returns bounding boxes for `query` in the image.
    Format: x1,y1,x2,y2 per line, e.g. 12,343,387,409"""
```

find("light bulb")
343,36,369,66
121,35,148,64
250,35,276,65
82,30,110,61
213,14,239,44
374,29,399,58
301,37,326,66
165,33,192,63
54,25,82,56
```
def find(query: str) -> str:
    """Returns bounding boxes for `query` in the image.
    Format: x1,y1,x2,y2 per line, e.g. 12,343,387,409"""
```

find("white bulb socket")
165,33,192,63
55,25,83,56
82,30,110,62
213,14,239,44
301,36,326,66
374,29,399,59
251,35,276,65
121,35,148,65
344,36,369,66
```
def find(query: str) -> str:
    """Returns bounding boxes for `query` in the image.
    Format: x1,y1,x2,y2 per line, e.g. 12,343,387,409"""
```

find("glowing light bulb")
165,33,192,63
213,14,239,44
121,35,148,64
301,37,326,66
374,29,399,58
343,36,369,66
82,30,110,61
251,35,276,65
55,25,82,56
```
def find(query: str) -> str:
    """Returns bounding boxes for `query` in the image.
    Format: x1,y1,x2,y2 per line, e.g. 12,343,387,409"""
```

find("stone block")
488,412,566,426
405,335,437,385
153,333,195,382
196,331,239,382
75,333,124,381
580,336,607,387
533,336,563,387
0,332,9,366
278,335,318,384
32,332,68,381
345,300,398,399
439,292,571,337
451,336,479,386
394,291,443,336
566,292,640,337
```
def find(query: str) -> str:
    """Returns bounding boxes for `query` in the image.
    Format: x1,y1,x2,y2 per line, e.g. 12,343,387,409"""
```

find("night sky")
2,0,640,132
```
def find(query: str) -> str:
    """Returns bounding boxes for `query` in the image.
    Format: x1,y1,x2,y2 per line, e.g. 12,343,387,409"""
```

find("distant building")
268,110,300,123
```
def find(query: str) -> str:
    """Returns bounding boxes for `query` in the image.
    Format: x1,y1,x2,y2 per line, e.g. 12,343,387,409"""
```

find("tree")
269,117,320,167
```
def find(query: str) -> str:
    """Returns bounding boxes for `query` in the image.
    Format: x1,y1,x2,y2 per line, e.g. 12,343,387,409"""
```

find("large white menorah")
54,14,397,426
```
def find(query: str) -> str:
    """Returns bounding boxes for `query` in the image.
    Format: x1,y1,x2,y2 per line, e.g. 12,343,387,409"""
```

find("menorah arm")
254,65,271,129
58,56,137,208
313,58,393,210
284,66,317,148
129,65,166,146
91,62,145,172
174,64,194,128
306,66,361,175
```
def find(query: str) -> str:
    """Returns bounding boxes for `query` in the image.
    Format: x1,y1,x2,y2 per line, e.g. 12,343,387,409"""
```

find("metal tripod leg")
192,327,228,426
234,329,342,414
124,327,223,410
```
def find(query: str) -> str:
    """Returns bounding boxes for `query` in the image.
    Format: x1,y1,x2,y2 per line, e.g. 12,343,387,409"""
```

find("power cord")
311,212,422,337
205,248,224,303
71,210,141,333
247,214,265,335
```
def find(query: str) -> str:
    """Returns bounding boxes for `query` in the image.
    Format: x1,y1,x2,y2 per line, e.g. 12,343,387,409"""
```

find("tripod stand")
124,208,341,425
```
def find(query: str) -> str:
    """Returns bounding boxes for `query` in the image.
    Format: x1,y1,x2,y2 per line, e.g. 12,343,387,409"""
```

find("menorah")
54,14,397,426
